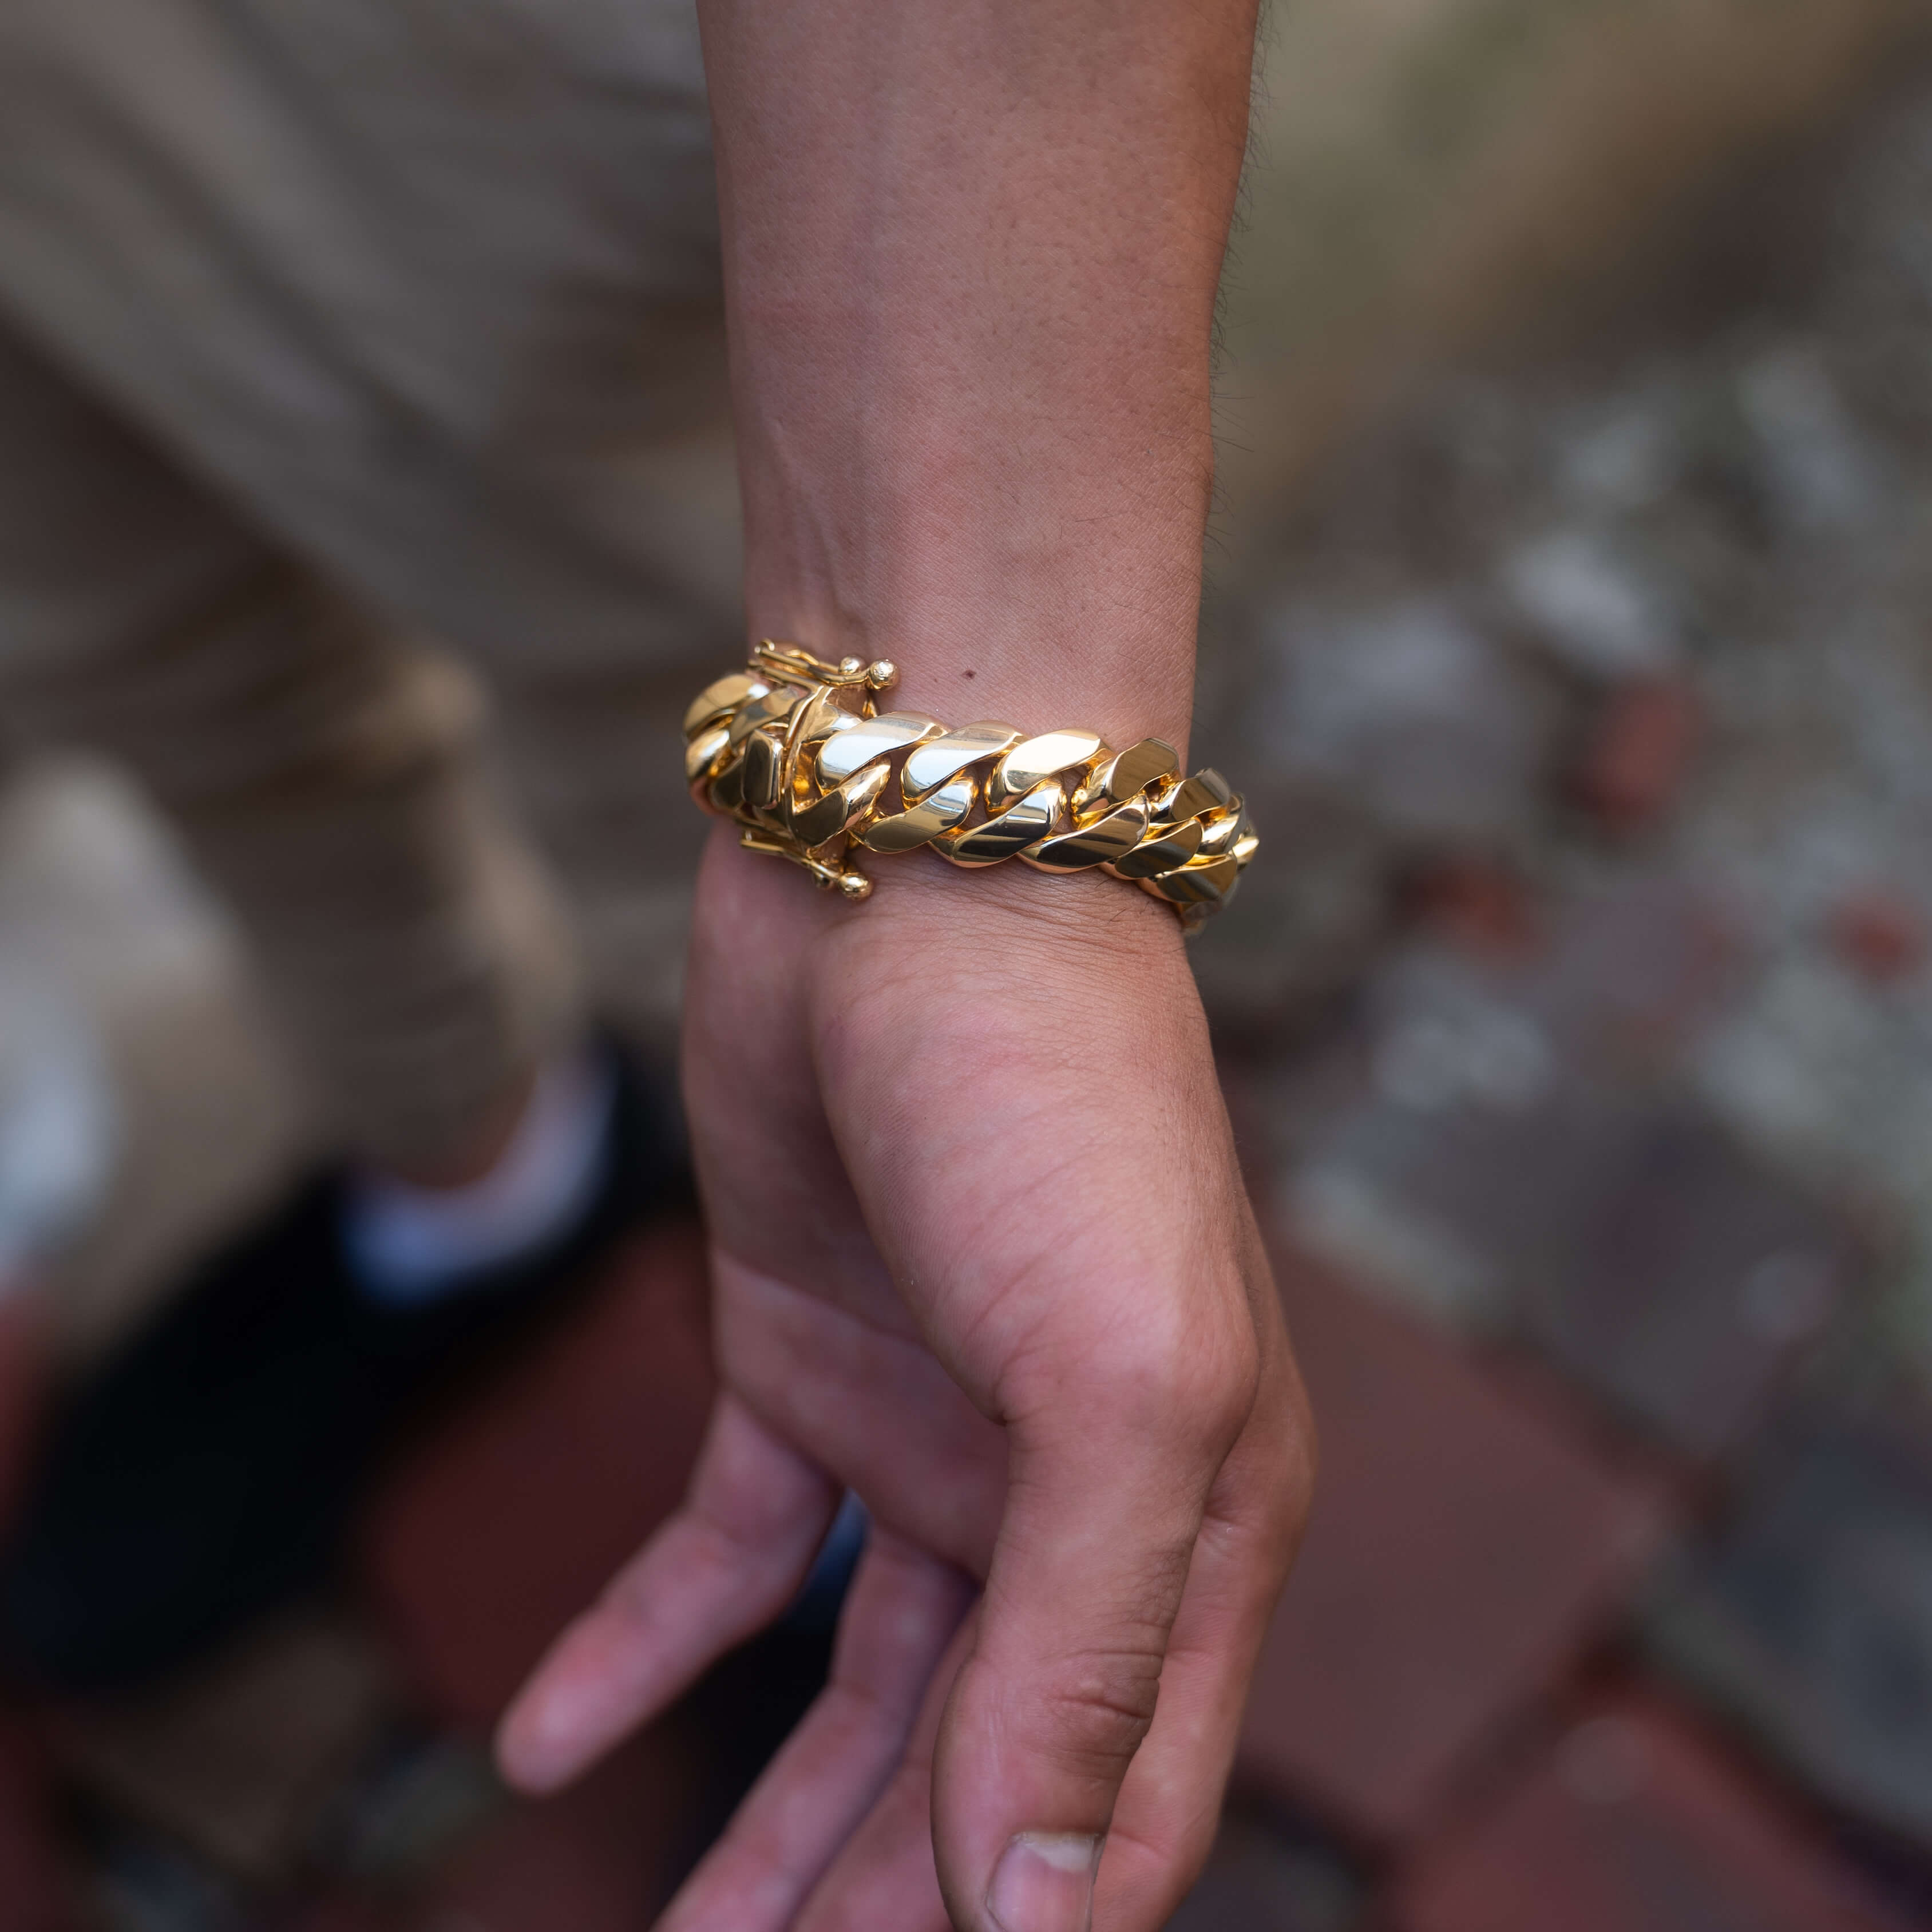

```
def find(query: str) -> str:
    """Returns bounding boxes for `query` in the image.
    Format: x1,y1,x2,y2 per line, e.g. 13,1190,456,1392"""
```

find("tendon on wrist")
683,643,1257,927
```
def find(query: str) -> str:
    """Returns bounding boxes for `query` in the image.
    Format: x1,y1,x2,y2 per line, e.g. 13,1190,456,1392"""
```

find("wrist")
849,835,1189,956
699,818,1184,963
736,591,1202,774
735,435,1209,760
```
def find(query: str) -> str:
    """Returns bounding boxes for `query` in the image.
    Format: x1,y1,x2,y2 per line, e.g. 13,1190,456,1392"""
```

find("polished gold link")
986,730,1103,811
741,727,786,811
1145,828,1234,909
684,672,770,739
788,760,894,849
726,687,798,750
710,754,749,816
1194,801,1249,859
684,649,1254,924
793,687,863,753
1150,769,1234,825
939,779,1066,865
816,711,945,785
1141,851,1241,905
1020,797,1149,873
901,722,1024,803
860,778,976,852
1087,738,1181,810
684,723,731,786
1106,815,1204,879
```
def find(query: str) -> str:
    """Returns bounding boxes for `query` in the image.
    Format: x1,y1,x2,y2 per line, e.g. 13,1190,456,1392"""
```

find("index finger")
928,1280,1265,1932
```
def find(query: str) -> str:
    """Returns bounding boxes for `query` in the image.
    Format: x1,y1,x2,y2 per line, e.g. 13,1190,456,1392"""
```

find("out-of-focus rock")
1407,856,1540,961
1572,678,1703,834
1736,342,1884,532
1504,528,1682,680
1692,953,1932,1219
1237,1248,1668,1846
1276,879,1740,1336
48,1613,397,1884
1289,1064,1858,1455
1262,597,1557,846
1390,1694,1917,1932
1831,888,1927,985
1647,1402,1932,1853
1513,1101,1863,1458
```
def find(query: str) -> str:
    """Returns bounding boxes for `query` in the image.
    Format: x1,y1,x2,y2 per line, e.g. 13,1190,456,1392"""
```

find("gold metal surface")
683,642,1256,925
987,730,1104,810
1147,853,1242,906
1151,770,1234,824
1022,798,1149,872
684,723,730,787
741,729,785,811
1194,804,1250,859
683,672,769,739
1087,738,1181,808
938,779,1065,865
901,722,1024,802
860,778,976,851
1108,816,1203,878
817,712,945,784
710,756,748,816
789,761,893,849
727,688,795,749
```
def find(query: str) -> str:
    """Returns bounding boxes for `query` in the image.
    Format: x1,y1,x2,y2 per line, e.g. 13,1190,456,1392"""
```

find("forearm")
698,0,1261,754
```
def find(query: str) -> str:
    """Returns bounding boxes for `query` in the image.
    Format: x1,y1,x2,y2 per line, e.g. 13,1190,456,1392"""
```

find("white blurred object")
1503,526,1681,679
0,968,118,1282
1266,597,1554,842
1736,344,1880,532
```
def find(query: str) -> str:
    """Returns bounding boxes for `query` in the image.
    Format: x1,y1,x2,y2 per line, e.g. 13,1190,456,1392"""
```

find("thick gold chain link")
683,644,1255,927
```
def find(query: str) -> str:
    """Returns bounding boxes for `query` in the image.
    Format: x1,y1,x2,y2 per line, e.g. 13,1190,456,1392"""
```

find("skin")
498,3,1316,1929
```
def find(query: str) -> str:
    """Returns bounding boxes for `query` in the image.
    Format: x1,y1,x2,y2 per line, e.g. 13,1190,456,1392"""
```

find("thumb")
928,1310,1256,1932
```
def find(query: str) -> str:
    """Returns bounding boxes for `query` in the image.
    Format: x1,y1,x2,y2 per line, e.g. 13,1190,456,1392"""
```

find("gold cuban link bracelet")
683,643,1256,927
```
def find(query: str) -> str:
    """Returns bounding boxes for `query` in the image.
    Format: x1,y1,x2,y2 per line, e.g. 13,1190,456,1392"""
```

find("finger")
497,1393,839,1793
714,1253,1007,1577
660,1530,974,1931
930,1290,1262,1932
1092,1322,1315,1929
793,1610,981,1932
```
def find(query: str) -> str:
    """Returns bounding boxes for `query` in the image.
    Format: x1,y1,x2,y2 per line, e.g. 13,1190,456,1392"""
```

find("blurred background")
6,0,1932,1925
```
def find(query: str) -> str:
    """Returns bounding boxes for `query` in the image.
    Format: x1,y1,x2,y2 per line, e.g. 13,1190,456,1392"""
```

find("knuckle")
1197,1326,1265,1451
1034,1645,1167,1777
1092,1304,1260,1458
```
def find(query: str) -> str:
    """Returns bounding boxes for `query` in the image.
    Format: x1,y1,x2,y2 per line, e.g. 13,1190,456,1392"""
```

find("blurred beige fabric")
0,0,741,1169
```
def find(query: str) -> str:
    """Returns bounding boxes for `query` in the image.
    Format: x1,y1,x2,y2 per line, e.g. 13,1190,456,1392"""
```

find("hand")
498,829,1314,1932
